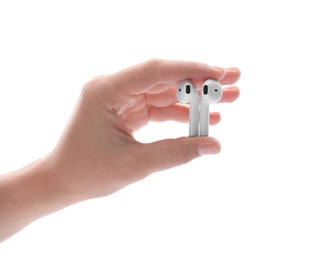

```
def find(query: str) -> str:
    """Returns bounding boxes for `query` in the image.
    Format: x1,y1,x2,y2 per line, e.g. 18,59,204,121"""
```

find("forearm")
0,156,74,242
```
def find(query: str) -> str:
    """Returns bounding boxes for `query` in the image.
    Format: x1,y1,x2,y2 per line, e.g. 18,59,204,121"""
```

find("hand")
0,59,240,242
49,59,240,201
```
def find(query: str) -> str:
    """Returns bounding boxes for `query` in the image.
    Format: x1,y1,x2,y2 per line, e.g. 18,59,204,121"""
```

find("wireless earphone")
176,80,200,137
176,79,223,137
200,79,223,136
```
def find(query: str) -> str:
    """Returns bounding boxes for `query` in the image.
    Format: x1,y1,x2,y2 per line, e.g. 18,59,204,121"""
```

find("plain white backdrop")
1,0,317,259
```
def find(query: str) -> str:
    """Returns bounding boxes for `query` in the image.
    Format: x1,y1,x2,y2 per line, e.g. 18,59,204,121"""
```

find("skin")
0,59,240,242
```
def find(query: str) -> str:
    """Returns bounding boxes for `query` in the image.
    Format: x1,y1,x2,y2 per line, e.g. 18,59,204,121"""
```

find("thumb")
140,137,221,173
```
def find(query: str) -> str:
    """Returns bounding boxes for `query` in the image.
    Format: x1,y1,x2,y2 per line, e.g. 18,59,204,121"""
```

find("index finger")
108,59,226,94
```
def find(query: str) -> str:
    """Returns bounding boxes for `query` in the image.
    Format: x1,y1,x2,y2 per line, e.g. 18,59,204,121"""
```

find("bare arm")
0,158,74,242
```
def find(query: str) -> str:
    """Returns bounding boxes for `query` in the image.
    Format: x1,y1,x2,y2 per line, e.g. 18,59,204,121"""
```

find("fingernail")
199,145,220,155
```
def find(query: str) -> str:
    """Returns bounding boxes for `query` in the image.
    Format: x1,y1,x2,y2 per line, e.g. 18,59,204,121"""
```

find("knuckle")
139,58,164,85
81,80,93,97
82,76,99,93
144,58,163,69
143,59,163,78
81,76,110,102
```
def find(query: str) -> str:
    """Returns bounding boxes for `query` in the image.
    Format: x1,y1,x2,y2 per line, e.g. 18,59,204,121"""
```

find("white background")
1,0,318,259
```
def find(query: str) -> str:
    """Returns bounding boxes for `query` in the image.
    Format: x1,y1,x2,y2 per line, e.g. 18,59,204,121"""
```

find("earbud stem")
189,102,199,137
200,101,209,136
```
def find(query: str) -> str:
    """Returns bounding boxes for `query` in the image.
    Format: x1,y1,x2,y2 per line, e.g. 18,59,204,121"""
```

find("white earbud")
176,80,200,137
200,79,223,136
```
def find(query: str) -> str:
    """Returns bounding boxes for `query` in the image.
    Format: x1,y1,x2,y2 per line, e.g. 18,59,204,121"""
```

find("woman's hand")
0,59,240,242
49,59,240,201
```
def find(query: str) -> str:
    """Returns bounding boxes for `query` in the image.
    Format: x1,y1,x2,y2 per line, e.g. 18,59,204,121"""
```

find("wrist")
0,155,76,241
21,155,80,214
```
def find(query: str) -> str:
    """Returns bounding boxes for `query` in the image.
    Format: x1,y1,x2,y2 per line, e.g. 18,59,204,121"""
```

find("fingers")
145,88,177,107
108,59,226,95
139,137,221,173
148,105,221,125
146,85,240,107
219,86,240,103
145,66,240,95
220,67,241,85
144,66,240,106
